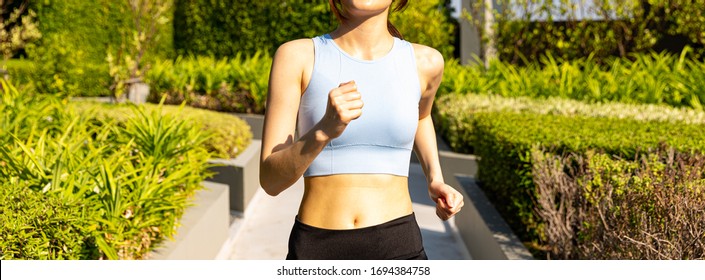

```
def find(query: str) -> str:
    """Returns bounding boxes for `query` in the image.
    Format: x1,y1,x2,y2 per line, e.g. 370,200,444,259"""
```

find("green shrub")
69,101,252,159
0,182,100,260
27,0,173,96
434,93,705,153
4,59,35,87
26,36,111,96
649,0,705,50
146,54,271,114
464,0,704,63
532,147,705,259
439,50,705,110
469,111,705,250
173,0,456,59
174,0,334,58
390,0,456,58
0,80,215,259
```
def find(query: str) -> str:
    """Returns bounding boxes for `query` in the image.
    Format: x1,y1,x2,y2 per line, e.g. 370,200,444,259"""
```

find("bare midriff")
298,174,413,230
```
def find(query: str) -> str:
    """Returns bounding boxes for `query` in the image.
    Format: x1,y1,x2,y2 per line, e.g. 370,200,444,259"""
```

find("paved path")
226,163,471,260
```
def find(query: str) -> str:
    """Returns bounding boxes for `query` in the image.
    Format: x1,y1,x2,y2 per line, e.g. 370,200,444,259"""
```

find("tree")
108,0,171,102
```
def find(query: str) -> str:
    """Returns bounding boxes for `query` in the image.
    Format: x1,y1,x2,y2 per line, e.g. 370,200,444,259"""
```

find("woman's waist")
299,174,413,229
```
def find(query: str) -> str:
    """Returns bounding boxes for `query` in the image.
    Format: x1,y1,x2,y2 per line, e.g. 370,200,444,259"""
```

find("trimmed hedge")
174,0,334,58
69,101,252,159
470,111,705,252
434,93,705,153
26,0,173,96
174,0,456,59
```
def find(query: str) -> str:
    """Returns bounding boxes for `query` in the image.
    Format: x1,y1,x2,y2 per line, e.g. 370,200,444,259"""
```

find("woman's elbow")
259,173,281,196
262,187,282,197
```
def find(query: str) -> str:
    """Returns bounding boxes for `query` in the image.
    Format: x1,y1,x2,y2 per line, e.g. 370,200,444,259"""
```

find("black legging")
286,213,428,260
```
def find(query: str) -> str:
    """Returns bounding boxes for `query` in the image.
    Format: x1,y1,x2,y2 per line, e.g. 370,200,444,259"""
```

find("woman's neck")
330,9,395,61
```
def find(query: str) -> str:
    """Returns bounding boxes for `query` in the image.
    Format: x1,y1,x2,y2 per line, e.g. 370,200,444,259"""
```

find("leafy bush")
26,0,173,96
464,0,705,63
0,182,100,260
146,54,271,114
434,93,705,153
69,101,253,159
0,80,214,259
533,146,705,259
173,0,334,58
3,59,35,87
649,0,705,50
173,0,456,59
440,50,705,110
469,111,705,252
26,36,111,96
390,0,456,58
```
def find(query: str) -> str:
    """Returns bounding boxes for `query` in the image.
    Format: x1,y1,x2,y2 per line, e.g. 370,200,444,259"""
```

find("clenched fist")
319,81,364,140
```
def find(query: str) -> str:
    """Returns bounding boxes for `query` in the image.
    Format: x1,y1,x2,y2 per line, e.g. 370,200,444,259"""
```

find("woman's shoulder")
410,43,444,79
274,38,315,62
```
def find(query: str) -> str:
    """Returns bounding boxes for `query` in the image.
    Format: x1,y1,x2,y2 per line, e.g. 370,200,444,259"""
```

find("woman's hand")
318,81,363,140
428,181,464,220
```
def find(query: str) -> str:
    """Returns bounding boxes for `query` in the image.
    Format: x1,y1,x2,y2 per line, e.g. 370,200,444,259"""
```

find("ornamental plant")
0,79,214,259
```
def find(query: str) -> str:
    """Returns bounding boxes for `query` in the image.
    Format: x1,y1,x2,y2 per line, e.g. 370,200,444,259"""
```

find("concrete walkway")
226,163,472,260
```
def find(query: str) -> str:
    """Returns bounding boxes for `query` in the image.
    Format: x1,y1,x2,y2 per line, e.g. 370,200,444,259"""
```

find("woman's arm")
260,40,364,196
412,44,464,220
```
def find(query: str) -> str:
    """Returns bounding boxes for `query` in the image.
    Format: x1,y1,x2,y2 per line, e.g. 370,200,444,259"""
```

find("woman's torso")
296,34,422,230
299,175,413,229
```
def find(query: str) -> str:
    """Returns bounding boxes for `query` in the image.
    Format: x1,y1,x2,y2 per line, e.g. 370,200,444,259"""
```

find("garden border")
231,113,264,140
148,181,230,260
436,136,533,260
207,139,261,213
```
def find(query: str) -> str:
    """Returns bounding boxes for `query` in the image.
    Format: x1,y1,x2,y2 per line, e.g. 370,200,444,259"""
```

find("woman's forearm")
413,115,444,185
260,124,331,196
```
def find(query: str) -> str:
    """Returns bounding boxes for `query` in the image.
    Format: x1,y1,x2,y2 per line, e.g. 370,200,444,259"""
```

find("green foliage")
69,101,252,159
434,92,705,153
4,59,34,86
649,0,705,48
107,0,174,99
0,182,100,260
26,0,173,96
469,111,705,248
464,0,704,63
146,54,272,114
533,147,705,259
173,0,456,59
0,80,214,259
390,0,456,58
439,50,705,110
174,0,334,58
26,34,110,96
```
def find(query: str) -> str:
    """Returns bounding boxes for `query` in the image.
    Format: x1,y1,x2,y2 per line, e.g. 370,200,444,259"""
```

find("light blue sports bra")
298,34,422,177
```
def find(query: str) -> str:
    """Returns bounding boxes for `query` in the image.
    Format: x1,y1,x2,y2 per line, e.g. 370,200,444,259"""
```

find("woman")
259,0,464,260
